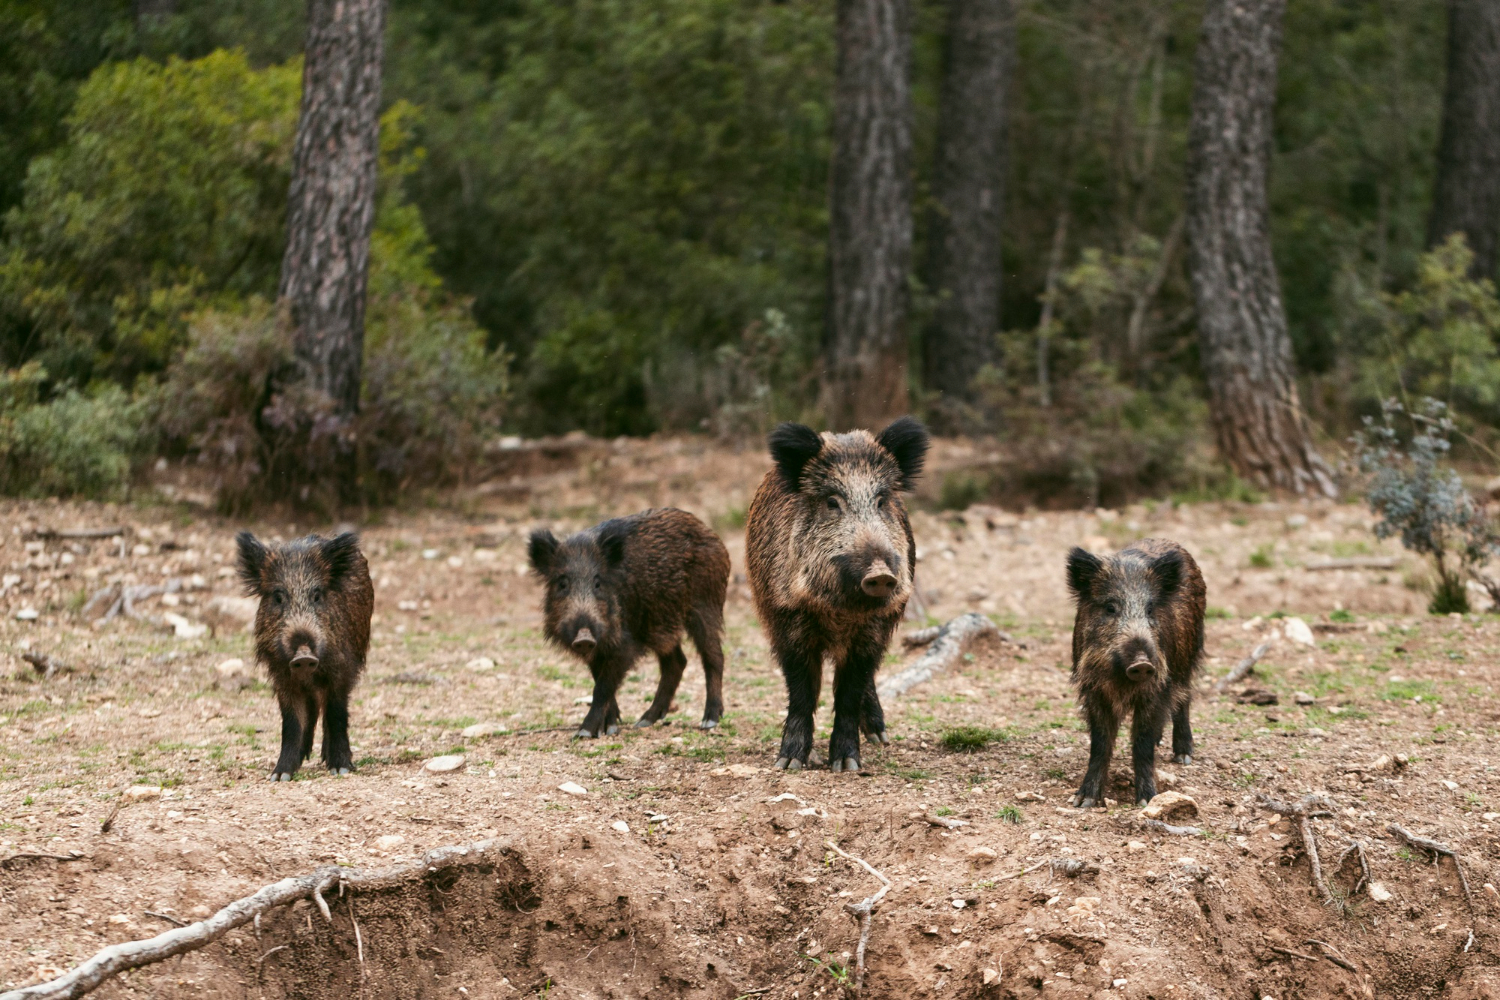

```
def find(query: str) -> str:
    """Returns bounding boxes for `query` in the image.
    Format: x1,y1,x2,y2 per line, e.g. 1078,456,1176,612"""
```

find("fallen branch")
21,652,69,680
999,859,1052,881
143,911,185,928
1271,946,1318,962
80,585,120,620
998,858,1089,881
0,853,84,869
922,813,969,830
1335,840,1371,895
1304,939,1357,972
1142,818,1203,837
28,527,126,541
1303,557,1398,572
0,837,514,1000
1259,795,1337,907
1217,640,1273,692
824,840,891,992
879,614,1001,700
1387,824,1474,911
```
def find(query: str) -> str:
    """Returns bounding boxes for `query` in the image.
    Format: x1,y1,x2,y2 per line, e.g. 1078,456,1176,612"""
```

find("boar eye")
825,495,842,512
270,589,287,607
1103,600,1120,616
554,577,569,594
876,492,889,508
310,587,325,605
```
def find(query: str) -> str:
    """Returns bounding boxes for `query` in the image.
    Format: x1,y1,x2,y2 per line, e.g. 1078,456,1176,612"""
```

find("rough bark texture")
1185,0,1335,498
923,0,1014,428
823,0,913,431
278,0,385,424
1428,0,1500,279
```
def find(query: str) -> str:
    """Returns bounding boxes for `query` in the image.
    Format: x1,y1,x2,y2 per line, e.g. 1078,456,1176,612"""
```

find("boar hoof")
1072,794,1096,808
635,717,658,728
573,727,597,740
333,767,351,776
271,772,293,782
830,756,861,773
1136,798,1151,807
700,719,718,730
1173,753,1192,765
605,724,620,736
865,730,890,745
774,756,805,772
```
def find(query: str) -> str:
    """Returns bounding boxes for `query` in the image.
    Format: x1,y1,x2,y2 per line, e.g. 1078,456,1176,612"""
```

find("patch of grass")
887,765,930,781
1381,679,1437,702
1045,767,1069,781
1329,608,1355,623
996,805,1022,824
1248,544,1274,569
939,725,1012,752
1205,606,1233,620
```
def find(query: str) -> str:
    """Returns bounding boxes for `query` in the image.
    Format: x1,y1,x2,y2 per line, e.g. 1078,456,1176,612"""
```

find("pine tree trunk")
822,0,913,431
1185,0,1335,498
278,0,385,489
923,0,1013,429
1428,0,1500,279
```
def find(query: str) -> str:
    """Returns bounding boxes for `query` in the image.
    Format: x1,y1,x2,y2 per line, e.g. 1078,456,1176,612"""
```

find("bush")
0,363,152,497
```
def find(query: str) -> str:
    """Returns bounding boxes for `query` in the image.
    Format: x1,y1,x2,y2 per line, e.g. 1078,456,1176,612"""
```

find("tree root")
0,837,514,1000
1387,823,1474,912
824,839,891,992
1335,839,1371,895
1259,794,1337,907
1305,939,1357,972
1142,819,1202,836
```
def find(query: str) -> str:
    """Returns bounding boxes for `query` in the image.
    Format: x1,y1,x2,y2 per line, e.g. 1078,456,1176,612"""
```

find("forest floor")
3,435,1500,999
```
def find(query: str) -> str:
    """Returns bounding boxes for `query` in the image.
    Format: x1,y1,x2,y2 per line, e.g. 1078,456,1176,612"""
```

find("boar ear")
1066,547,1104,600
528,529,559,575
768,422,823,489
876,416,929,490
321,532,361,588
236,532,267,596
1151,548,1183,597
597,520,631,569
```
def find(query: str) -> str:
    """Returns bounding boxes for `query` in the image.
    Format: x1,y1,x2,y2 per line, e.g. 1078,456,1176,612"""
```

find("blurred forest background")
0,0,1493,511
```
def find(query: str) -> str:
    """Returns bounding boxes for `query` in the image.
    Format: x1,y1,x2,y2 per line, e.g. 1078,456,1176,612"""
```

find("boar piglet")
528,507,730,738
237,531,373,780
1066,538,1206,807
745,416,928,773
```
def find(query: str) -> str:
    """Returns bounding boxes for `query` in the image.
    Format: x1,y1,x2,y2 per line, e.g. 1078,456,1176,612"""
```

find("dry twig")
1304,939,1357,972
28,527,125,541
824,840,891,992
0,837,514,1000
21,652,69,680
1259,795,1337,907
922,813,968,830
1387,823,1474,911
1217,640,1273,692
0,853,83,869
1335,840,1371,895
1142,819,1202,837
143,911,185,927
1271,946,1318,962
879,614,1002,699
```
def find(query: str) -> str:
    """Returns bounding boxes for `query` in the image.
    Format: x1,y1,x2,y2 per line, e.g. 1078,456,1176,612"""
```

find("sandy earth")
2,436,1500,999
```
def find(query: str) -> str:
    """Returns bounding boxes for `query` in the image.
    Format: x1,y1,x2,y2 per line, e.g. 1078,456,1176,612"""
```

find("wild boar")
1065,538,1206,806
745,416,928,773
528,508,730,737
237,531,374,780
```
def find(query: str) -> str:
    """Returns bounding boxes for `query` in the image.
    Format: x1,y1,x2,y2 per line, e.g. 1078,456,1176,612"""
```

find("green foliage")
0,361,151,497
939,725,1011,753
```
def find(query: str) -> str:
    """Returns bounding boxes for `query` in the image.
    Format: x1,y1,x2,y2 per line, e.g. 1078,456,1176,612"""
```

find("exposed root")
1335,839,1371,895
880,614,1002,700
1259,795,1337,908
0,837,515,1000
1305,939,1357,972
1271,946,1318,962
824,839,891,992
1387,823,1474,912
142,911,185,928
922,813,968,830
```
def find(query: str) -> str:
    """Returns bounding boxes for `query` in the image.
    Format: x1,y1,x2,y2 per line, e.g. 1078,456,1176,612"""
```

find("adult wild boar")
237,531,374,780
529,508,730,737
1065,538,1206,807
746,417,928,773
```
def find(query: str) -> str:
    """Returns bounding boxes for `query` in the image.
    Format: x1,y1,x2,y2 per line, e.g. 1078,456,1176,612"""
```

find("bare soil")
3,436,1500,999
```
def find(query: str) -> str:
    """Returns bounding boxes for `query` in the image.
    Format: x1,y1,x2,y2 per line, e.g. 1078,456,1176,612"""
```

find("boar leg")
271,692,312,781
1170,697,1194,765
322,688,354,775
577,657,629,738
638,645,688,727
1129,703,1169,805
299,691,319,763
1072,701,1119,807
686,610,725,729
828,640,881,773
773,643,824,771
859,676,889,745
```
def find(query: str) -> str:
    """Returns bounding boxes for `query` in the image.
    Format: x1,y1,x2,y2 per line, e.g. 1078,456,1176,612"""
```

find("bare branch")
824,840,891,992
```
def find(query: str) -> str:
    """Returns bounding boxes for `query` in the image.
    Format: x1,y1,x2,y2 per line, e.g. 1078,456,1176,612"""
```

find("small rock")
1237,687,1279,706
968,847,998,865
373,834,405,851
709,764,763,777
951,899,966,909
1141,791,1198,821
1442,779,1460,791
1113,980,1128,989
422,549,440,560
124,784,162,800
397,600,419,611
14,607,38,621
611,820,631,833
446,556,463,568
108,914,133,925
573,695,593,705
558,781,588,797
1368,882,1393,903
1285,514,1308,529
983,969,999,986
163,612,207,639
1306,727,1329,737
1283,617,1315,647
215,658,245,677
466,657,495,671
922,926,940,936
1127,840,1148,852
1293,691,1315,705
461,721,508,739
1015,790,1046,802
424,754,465,773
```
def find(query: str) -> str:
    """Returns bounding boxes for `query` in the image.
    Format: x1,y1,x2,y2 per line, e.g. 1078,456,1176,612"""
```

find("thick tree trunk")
923,0,1013,429
1185,0,1335,498
822,0,913,431
1428,0,1500,279
278,0,385,470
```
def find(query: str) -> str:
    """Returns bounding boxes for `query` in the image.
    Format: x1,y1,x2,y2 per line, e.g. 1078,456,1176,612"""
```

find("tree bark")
822,0,914,431
923,0,1013,428
1428,0,1500,280
1185,0,1335,498
278,0,385,487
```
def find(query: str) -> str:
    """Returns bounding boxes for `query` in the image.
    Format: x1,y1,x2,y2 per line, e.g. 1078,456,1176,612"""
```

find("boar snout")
290,644,319,668
861,559,898,598
572,627,597,655
1125,656,1155,682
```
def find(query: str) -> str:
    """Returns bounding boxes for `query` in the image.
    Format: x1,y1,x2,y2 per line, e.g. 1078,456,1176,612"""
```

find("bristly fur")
528,508,730,737
1067,537,1206,807
746,417,930,774
237,531,373,780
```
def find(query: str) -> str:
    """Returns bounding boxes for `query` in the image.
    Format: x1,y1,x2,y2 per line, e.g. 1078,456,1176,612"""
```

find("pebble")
215,658,246,677
983,969,999,986
1141,791,1198,821
14,607,38,621
1293,691,1315,705
558,781,588,797
163,612,207,639
1015,790,1046,802
422,549,440,560
951,900,966,909
124,785,163,800
573,695,593,705
968,847,998,865
466,657,495,671
461,721,508,739
611,820,631,833
1368,882,1393,902
1283,617,1315,648
1127,840,1148,852
446,556,463,568
1442,779,1460,791
424,754,466,773
374,834,405,851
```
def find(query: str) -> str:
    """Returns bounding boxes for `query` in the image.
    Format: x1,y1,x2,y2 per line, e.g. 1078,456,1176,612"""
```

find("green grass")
1206,606,1233,620
1249,544,1274,569
939,725,1012,752
1329,608,1356,623
1382,679,1437,702
996,805,1022,824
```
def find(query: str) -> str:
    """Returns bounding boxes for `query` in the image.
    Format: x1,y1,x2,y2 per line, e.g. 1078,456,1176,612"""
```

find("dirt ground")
4,435,1500,999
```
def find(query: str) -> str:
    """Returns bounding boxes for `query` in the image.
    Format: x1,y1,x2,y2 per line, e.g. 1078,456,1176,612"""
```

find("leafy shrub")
1352,397,1498,614
0,362,152,497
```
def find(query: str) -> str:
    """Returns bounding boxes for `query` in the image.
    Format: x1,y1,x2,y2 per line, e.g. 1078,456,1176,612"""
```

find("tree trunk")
1185,0,1335,498
822,0,913,431
278,0,385,492
1428,0,1500,280
923,0,1013,429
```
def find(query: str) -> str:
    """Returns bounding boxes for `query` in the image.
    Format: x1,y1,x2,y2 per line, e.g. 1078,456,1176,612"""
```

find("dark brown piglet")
1066,538,1206,807
237,531,373,780
529,507,730,737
